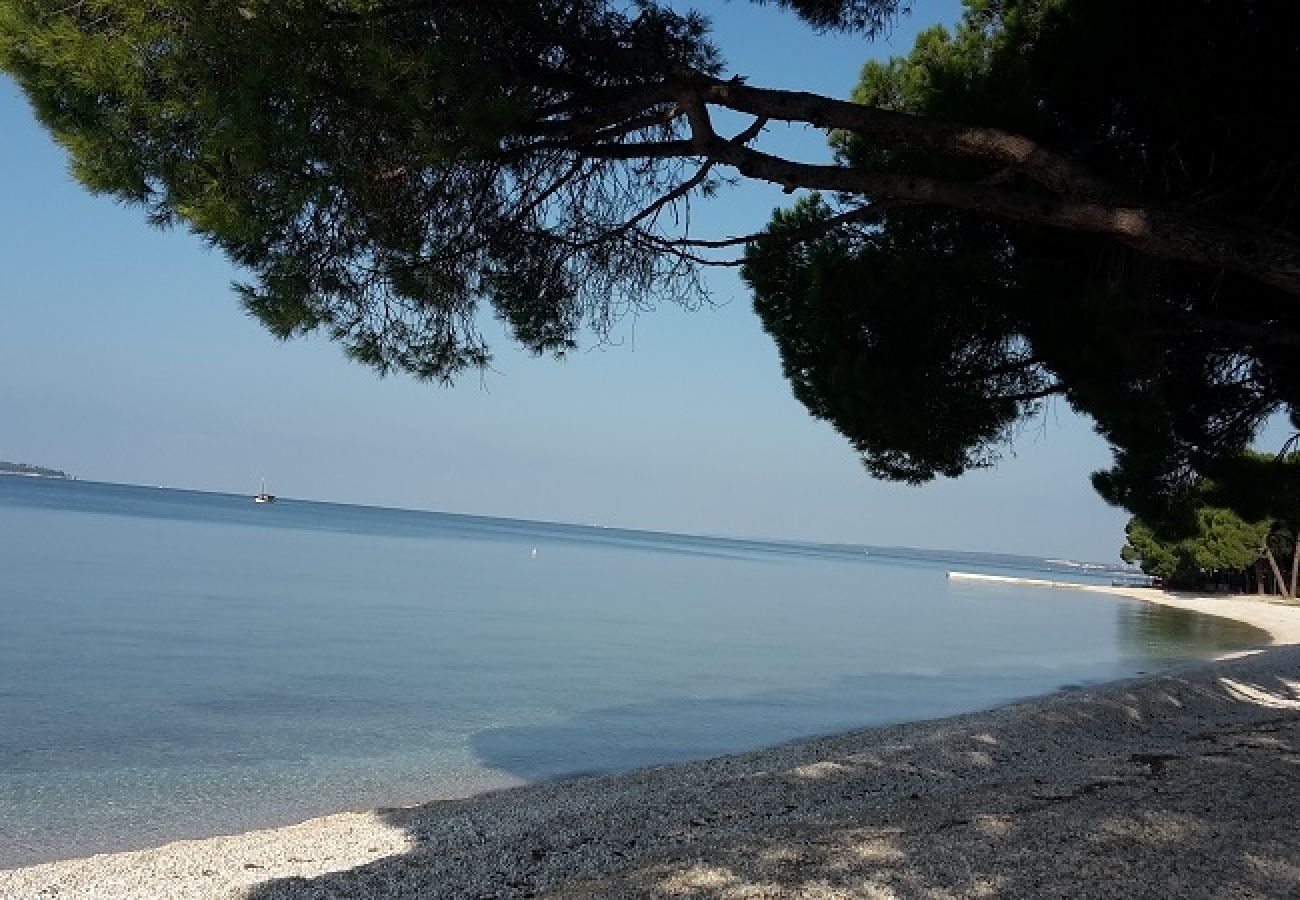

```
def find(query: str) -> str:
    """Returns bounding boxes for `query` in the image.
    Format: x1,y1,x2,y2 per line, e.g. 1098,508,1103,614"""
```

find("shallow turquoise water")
0,477,1263,867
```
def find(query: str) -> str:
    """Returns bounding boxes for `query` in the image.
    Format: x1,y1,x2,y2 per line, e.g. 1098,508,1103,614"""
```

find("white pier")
947,571,1092,590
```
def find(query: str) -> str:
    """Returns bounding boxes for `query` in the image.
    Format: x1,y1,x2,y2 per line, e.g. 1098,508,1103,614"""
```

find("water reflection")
1118,602,1269,661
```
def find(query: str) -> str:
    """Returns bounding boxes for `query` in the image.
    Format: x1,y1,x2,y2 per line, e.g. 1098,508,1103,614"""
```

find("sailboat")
253,479,277,504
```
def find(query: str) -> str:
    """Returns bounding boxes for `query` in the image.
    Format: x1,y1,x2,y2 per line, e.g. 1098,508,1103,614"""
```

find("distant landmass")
0,460,73,479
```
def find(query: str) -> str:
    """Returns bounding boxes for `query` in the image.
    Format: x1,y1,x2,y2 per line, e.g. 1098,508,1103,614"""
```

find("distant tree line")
1121,454,1300,599
0,460,72,479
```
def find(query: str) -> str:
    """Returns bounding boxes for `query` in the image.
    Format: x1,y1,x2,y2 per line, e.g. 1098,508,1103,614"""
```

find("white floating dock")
947,571,1092,590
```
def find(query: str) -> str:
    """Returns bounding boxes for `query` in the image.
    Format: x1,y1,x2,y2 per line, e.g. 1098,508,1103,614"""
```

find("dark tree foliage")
1121,509,1269,589
747,197,1052,482
0,0,723,378
760,0,909,33
745,0,1300,530
3,0,1299,527
1119,455,1300,596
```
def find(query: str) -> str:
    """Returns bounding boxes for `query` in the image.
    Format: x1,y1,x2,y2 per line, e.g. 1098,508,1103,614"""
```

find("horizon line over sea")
0,476,1255,869
2,471,1137,577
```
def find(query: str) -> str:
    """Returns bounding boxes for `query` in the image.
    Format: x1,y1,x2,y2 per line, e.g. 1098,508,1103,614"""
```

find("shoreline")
5,591,1300,898
1086,584,1300,648
949,571,1300,651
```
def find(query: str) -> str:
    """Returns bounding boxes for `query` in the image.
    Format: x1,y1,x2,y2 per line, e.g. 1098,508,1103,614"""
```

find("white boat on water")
253,479,277,504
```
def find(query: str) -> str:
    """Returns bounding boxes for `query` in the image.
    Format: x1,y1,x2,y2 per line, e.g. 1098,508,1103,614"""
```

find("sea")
0,476,1265,869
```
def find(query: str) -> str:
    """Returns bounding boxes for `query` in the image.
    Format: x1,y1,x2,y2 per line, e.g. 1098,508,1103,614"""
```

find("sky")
0,0,1139,561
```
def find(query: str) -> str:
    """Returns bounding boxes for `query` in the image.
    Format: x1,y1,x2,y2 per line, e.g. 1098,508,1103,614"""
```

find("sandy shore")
4,592,1299,899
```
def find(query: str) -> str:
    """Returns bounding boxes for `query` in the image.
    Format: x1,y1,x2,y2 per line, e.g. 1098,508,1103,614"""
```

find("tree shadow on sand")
245,648,1300,899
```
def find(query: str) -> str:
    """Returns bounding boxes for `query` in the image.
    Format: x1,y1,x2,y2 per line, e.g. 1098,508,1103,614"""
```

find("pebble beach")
4,589,1299,899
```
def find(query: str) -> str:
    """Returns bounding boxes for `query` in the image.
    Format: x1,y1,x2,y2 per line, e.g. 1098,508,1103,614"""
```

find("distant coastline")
0,460,73,479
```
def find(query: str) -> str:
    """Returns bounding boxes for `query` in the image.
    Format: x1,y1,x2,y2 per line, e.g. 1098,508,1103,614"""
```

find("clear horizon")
5,471,1134,566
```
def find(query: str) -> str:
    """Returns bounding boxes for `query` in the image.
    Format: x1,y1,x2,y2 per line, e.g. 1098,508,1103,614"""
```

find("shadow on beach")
244,646,1300,900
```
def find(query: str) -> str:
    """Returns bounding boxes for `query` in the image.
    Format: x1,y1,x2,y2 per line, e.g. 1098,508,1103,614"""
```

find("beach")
3,589,1298,899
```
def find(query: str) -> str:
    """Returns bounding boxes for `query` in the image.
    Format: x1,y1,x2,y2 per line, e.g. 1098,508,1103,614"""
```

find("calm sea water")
0,477,1265,868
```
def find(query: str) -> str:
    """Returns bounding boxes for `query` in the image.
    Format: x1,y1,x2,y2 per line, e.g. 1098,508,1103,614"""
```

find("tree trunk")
694,138,1300,299
571,75,1300,298
1263,546,1291,599
594,73,1300,299
1289,535,1299,599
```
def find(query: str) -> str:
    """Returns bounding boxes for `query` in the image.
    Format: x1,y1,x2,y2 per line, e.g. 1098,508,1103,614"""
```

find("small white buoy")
531,547,538,558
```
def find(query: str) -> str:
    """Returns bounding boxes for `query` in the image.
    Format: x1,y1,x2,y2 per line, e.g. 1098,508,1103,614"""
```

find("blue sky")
0,1,1138,561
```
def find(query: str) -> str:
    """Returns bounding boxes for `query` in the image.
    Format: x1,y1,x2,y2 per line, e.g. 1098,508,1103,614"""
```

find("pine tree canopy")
2,0,1298,528
1119,454,1300,593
